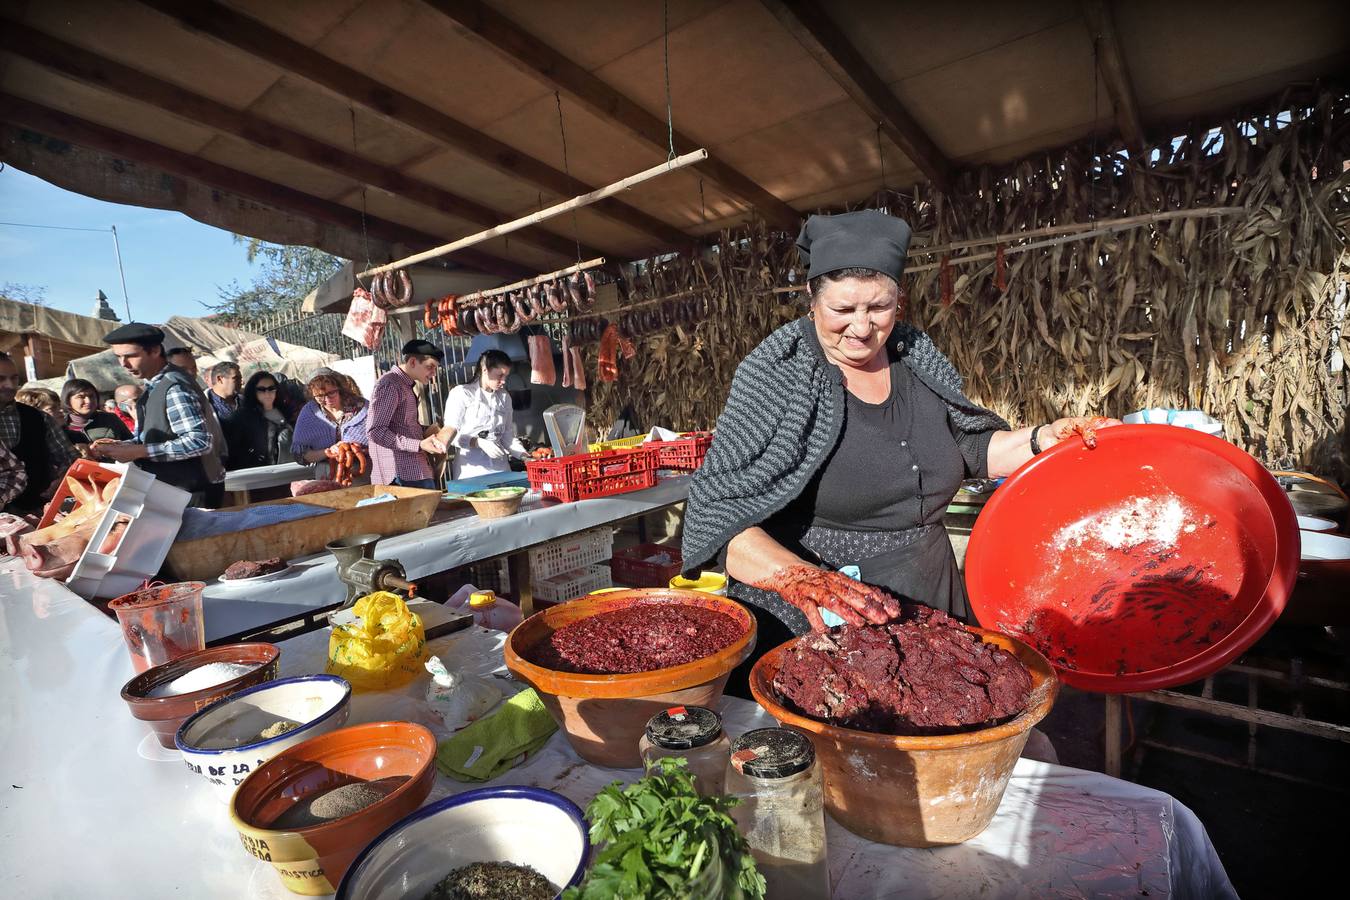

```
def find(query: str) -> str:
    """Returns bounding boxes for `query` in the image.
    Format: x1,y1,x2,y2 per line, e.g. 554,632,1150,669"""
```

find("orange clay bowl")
229,721,437,896
750,626,1057,848
504,589,756,768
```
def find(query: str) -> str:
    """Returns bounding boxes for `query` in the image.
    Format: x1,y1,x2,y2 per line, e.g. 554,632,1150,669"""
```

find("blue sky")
0,166,263,323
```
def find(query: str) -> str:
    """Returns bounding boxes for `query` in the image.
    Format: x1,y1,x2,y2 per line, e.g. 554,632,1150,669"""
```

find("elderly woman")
291,370,370,478
683,211,1115,672
61,378,132,448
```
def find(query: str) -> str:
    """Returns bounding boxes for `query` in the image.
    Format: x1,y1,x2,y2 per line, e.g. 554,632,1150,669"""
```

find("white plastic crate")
527,527,614,581
532,564,612,604
64,462,192,600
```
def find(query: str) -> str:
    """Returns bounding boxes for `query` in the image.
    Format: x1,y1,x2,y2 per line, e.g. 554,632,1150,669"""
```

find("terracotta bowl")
504,589,756,768
750,627,1057,848
229,721,437,896
120,643,281,748
466,486,527,519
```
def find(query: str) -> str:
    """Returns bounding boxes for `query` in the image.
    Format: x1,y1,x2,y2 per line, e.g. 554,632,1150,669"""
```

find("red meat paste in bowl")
527,604,742,674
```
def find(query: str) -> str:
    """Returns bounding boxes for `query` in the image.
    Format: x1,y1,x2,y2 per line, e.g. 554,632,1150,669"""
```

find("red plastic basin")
966,425,1299,692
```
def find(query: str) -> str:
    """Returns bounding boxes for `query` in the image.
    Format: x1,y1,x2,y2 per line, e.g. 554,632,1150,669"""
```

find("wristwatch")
1029,424,1047,455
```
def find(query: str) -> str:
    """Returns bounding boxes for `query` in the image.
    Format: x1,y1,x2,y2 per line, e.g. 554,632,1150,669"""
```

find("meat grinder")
326,533,417,607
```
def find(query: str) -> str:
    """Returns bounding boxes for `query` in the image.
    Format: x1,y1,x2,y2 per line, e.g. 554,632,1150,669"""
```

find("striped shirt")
291,399,369,457
366,367,432,485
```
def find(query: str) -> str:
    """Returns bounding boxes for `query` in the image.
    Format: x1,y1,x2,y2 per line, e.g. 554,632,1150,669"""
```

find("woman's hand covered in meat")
1048,415,1122,449
753,564,901,632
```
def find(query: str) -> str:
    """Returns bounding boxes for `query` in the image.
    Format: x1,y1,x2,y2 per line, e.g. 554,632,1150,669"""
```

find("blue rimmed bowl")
175,674,352,803
336,786,590,900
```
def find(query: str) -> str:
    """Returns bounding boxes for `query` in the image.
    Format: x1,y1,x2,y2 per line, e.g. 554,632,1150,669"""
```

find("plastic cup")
108,582,206,674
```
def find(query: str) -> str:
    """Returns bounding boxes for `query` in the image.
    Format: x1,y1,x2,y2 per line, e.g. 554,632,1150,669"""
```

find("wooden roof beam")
0,20,602,264
137,0,692,250
0,92,530,280
759,0,953,192
422,0,801,232
1080,0,1146,153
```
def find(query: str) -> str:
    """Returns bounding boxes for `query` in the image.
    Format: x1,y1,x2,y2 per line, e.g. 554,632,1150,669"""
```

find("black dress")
721,351,997,698
769,356,987,619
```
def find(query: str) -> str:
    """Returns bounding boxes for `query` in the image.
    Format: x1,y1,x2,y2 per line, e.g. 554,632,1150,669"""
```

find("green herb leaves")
563,758,767,900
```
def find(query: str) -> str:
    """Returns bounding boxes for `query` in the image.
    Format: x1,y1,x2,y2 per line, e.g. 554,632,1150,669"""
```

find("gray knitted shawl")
681,316,1008,573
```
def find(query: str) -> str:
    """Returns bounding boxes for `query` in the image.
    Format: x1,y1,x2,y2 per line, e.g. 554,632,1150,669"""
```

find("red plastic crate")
525,446,658,503
610,542,684,587
649,432,714,471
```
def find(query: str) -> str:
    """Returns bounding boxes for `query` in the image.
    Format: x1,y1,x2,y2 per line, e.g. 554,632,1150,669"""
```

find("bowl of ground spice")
336,786,589,900
749,606,1057,848
229,721,438,895
119,642,281,748
504,589,756,767
176,674,353,803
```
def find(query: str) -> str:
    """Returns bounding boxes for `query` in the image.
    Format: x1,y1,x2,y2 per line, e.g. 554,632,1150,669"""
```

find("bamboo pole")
358,149,709,280
388,257,607,314
773,206,1246,291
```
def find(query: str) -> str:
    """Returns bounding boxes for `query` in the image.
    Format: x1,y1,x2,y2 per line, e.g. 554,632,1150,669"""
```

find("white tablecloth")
200,475,691,641
0,564,1235,899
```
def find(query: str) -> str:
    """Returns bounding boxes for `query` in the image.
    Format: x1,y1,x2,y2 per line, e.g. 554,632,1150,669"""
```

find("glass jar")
725,728,830,900
638,705,730,795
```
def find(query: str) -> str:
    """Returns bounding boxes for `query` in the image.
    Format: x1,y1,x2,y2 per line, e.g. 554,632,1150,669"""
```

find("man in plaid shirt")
367,339,447,488
0,350,78,513
90,323,227,507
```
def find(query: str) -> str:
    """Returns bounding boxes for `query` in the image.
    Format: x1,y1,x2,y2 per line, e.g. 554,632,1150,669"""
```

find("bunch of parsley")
563,758,767,899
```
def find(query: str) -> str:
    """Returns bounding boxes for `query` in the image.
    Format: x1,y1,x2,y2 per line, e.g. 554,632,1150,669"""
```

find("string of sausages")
326,442,368,486
421,271,599,337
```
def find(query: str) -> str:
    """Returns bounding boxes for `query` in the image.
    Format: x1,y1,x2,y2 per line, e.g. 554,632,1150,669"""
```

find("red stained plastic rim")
965,425,1299,692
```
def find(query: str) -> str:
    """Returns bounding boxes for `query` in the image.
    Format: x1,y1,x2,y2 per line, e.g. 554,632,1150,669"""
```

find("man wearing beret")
0,350,79,514
367,339,447,488
91,323,228,507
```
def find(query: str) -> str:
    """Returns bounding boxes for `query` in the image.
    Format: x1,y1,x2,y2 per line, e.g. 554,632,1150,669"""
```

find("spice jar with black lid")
725,728,830,900
638,705,730,794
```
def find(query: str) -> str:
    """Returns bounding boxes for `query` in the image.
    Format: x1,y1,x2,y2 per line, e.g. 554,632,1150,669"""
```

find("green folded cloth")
436,688,558,782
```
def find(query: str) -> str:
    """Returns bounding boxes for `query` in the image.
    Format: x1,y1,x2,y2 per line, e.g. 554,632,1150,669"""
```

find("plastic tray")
527,527,615,581
610,542,684,587
648,432,713,471
965,425,1299,692
532,564,613,604
525,447,657,503
59,460,192,600
586,434,649,454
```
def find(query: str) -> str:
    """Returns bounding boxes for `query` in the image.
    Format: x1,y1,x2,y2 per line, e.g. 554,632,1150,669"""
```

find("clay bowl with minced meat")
504,589,756,768
750,626,1056,848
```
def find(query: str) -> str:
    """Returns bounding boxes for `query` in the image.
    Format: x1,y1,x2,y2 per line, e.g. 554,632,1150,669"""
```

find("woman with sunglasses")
291,370,370,481
223,371,296,470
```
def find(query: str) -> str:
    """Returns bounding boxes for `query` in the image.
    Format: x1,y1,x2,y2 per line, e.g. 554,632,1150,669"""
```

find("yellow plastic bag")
326,592,426,691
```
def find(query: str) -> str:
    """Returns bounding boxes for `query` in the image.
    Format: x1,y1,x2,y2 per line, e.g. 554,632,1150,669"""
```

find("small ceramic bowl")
230,721,437,896
337,786,590,900
466,486,527,519
175,675,352,803
120,643,281,748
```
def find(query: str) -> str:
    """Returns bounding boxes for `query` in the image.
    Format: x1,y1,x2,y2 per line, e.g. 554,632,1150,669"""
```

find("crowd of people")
0,324,530,516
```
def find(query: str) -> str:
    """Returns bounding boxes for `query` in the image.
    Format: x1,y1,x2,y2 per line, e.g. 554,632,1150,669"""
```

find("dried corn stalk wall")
588,88,1350,471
